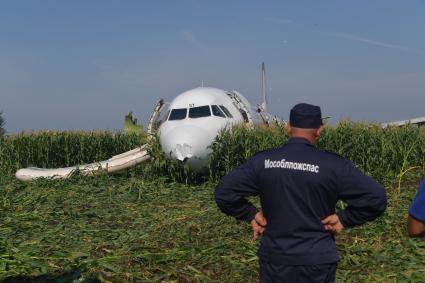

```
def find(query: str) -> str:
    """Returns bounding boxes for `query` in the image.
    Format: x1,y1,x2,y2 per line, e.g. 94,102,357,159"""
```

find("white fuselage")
158,87,260,170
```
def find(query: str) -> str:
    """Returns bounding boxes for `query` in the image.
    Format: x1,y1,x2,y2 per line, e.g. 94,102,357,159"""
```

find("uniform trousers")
259,260,337,283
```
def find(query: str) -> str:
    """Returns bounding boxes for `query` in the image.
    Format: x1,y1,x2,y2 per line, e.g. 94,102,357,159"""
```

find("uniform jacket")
215,137,387,265
409,178,425,222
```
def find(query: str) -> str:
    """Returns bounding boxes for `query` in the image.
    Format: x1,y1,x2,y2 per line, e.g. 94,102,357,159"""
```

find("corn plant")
0,131,146,178
210,122,425,187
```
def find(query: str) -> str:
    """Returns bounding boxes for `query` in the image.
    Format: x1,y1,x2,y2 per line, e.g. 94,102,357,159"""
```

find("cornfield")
178,121,424,186
1,123,425,282
0,131,146,179
1,123,425,186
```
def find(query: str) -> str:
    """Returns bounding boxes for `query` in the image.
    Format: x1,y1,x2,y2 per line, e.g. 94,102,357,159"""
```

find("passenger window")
168,108,187,120
219,105,233,118
189,106,211,118
211,105,226,118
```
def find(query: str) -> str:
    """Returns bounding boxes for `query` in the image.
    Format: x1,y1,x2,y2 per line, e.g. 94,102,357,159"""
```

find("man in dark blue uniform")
215,103,387,282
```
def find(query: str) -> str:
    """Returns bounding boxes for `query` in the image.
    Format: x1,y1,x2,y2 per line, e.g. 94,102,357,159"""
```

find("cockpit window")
168,108,187,120
155,109,170,128
211,105,226,118
219,105,233,118
189,106,211,118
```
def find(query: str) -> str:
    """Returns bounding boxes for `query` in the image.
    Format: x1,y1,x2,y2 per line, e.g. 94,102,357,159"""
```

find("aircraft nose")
159,125,212,168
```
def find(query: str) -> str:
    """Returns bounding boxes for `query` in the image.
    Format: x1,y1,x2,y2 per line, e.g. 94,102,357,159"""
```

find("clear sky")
1,1,425,133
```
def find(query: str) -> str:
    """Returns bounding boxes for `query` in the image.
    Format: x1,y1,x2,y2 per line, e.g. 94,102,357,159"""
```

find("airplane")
15,63,282,181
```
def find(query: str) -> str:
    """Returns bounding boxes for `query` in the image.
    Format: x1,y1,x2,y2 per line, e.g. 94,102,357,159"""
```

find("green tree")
0,111,5,137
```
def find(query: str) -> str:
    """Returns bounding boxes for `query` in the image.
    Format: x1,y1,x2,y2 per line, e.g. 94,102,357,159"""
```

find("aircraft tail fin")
261,62,268,112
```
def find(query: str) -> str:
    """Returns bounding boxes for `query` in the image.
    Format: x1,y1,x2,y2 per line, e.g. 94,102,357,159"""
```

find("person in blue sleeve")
408,178,425,237
214,103,387,283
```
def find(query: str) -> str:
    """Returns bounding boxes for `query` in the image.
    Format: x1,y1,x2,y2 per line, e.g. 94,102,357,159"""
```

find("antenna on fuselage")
261,62,268,112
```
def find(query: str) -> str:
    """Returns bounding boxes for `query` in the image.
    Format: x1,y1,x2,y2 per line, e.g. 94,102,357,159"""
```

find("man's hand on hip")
251,212,267,240
321,214,344,235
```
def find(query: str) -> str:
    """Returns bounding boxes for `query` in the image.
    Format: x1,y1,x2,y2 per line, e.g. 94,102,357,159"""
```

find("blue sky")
1,1,425,133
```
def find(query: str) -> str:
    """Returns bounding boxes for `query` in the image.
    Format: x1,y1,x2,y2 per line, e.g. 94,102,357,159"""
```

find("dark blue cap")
289,103,323,129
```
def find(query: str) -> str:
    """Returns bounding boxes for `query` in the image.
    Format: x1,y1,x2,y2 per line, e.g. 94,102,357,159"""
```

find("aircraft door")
147,99,170,135
227,91,253,124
